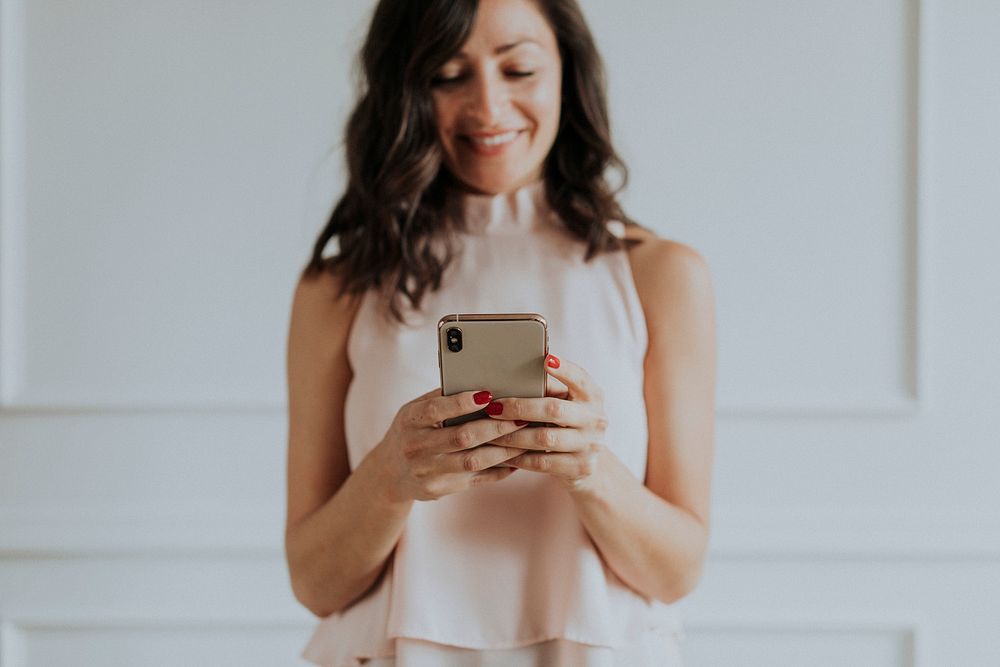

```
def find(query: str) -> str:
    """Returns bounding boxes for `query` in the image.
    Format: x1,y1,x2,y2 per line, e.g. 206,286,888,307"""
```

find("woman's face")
431,0,562,195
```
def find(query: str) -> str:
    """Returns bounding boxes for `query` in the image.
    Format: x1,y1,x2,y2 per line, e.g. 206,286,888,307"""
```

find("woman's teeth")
469,130,519,147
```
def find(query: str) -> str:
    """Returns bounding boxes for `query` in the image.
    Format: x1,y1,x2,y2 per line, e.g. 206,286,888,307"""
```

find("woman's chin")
452,171,540,196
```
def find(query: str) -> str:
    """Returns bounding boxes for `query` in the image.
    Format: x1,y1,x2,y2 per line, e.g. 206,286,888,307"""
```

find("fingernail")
514,420,529,426
485,401,503,416
473,390,493,405
546,354,560,369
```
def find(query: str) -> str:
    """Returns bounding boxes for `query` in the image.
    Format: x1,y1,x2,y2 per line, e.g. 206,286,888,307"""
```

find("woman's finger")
543,354,603,403
508,450,596,479
469,465,518,487
440,443,527,473
491,425,590,453
403,389,495,428
485,395,601,430
412,387,443,402
428,415,528,453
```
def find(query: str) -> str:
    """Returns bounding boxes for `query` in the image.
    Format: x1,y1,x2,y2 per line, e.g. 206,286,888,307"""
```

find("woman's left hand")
485,354,607,492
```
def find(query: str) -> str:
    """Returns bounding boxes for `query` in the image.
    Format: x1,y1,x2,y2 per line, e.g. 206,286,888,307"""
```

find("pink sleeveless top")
301,180,685,666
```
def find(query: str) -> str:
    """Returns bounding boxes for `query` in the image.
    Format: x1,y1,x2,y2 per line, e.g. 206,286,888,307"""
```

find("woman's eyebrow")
453,38,541,59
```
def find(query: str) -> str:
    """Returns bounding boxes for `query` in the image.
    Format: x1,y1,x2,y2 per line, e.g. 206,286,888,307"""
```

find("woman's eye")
431,71,536,87
431,76,464,87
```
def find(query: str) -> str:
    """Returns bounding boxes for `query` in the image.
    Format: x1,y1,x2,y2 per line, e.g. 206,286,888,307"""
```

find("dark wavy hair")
303,0,637,322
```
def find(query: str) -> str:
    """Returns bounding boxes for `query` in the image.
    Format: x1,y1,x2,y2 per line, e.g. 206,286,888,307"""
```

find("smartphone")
438,313,548,428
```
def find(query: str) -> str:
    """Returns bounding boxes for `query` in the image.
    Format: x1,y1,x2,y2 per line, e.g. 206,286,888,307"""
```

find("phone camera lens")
446,327,463,353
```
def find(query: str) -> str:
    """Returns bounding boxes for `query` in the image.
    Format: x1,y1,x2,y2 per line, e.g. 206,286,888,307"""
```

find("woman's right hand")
374,388,530,502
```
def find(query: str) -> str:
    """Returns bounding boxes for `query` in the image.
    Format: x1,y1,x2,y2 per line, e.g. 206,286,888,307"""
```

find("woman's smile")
431,0,562,194
461,129,527,157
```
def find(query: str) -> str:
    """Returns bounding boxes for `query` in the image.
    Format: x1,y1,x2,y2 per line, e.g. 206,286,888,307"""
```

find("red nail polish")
546,355,561,369
473,390,492,405
485,401,503,416
514,420,529,426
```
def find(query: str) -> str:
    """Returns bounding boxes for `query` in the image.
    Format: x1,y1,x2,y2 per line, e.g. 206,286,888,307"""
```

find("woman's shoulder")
290,266,365,357
620,223,709,273
619,223,714,331
294,264,359,311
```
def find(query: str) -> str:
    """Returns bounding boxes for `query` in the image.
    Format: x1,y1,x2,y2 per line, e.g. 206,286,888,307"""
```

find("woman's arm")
284,271,414,618
284,271,527,618
490,235,717,603
569,237,716,603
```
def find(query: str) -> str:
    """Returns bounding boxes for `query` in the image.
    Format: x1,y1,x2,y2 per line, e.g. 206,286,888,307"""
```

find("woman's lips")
461,130,524,157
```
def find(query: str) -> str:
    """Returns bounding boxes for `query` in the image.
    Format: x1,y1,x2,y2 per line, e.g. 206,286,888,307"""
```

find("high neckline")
445,178,555,235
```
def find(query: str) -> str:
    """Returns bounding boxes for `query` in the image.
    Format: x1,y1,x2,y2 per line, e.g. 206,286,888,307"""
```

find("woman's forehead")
455,0,556,55
449,38,545,61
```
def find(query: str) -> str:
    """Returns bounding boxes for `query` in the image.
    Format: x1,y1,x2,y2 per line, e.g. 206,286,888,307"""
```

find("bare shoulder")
289,266,362,358
292,265,356,316
621,225,715,334
621,223,709,271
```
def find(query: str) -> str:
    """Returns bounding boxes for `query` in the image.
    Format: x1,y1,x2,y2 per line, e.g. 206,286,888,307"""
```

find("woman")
284,0,716,665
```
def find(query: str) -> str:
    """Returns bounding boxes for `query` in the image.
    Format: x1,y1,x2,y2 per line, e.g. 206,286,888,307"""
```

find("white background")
1,0,998,665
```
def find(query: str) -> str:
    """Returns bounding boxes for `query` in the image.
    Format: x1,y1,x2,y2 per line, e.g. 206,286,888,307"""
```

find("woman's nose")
466,72,508,124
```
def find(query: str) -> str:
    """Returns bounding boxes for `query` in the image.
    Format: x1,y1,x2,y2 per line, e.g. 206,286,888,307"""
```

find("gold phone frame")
437,313,548,428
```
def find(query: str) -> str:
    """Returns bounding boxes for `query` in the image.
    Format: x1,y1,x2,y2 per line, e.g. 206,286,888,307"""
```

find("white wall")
1,1,998,665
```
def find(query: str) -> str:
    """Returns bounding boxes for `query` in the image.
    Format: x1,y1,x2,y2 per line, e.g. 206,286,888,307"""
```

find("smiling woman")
284,0,716,665
302,0,632,324
429,4,562,194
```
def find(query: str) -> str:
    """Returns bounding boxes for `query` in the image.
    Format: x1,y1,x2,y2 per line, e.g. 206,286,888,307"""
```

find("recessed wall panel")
584,0,918,412
18,625,307,667
684,628,912,667
10,0,366,408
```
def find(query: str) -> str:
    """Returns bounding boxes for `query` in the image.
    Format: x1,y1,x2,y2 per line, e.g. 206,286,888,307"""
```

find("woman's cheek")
527,76,561,128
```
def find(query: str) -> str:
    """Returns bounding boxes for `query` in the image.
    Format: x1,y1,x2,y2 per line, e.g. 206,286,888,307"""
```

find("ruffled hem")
303,628,685,667
301,480,684,667
300,574,684,667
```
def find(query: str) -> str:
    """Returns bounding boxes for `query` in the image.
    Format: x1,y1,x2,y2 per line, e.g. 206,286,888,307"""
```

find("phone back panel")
438,314,547,425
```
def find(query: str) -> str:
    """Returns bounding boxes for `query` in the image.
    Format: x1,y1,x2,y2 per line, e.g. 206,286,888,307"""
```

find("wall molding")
0,608,924,667
709,505,1000,560
0,611,309,667
0,504,284,557
0,0,27,408
1,502,997,560
682,613,924,667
